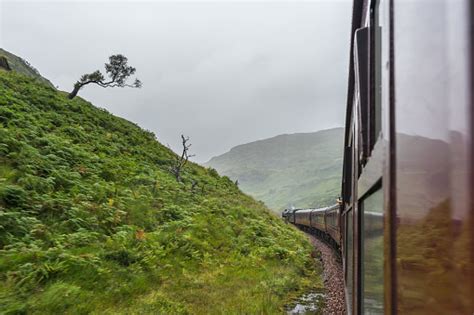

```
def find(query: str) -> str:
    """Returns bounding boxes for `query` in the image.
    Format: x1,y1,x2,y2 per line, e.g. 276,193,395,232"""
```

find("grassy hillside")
0,48,54,88
0,71,322,314
206,128,344,212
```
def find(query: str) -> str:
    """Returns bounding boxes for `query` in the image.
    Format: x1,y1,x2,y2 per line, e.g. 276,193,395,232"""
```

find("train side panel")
310,209,326,231
294,209,312,227
342,0,474,313
325,204,341,246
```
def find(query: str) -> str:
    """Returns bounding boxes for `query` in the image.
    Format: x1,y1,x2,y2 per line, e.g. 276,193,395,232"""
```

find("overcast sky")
1,0,351,162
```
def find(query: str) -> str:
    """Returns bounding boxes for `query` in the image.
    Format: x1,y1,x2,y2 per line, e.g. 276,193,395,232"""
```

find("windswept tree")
68,54,142,99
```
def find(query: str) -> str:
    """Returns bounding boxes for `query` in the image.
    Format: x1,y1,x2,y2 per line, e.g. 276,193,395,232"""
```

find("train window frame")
354,1,389,314
344,1,392,312
354,26,370,165
357,0,385,198
354,1,384,168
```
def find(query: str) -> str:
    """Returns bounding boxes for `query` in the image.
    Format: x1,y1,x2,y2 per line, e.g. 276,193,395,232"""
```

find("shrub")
105,249,139,266
207,167,219,178
0,185,27,207
157,205,189,223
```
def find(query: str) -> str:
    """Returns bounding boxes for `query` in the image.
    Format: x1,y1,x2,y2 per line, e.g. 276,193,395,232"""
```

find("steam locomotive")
284,0,474,314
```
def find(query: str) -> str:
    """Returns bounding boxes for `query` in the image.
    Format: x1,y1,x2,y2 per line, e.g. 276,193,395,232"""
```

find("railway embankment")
0,69,323,314
308,234,346,314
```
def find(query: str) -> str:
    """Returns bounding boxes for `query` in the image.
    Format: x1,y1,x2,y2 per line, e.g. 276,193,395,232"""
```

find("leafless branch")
170,134,195,182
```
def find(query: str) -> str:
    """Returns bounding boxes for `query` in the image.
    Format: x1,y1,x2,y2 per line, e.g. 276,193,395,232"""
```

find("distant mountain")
0,48,54,87
205,128,344,212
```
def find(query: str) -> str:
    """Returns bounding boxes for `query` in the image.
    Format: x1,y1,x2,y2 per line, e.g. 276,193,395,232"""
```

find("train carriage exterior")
284,206,341,248
285,0,474,314
341,0,474,314
310,208,327,232
294,209,312,227
324,204,340,246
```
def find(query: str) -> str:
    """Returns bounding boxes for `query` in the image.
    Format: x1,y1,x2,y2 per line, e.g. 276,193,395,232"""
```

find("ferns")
0,71,320,314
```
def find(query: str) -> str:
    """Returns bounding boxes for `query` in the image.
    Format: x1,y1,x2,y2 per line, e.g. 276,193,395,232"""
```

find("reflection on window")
362,189,384,314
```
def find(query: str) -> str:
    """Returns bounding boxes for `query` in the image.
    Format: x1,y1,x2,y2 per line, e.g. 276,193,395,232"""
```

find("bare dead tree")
171,135,195,182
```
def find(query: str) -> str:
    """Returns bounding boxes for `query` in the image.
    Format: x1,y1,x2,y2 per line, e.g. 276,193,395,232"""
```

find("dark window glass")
371,1,382,144
362,189,384,314
354,27,370,162
344,133,353,203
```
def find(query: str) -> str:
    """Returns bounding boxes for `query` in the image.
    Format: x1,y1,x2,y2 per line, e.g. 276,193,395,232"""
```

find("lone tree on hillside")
171,135,195,182
68,54,141,99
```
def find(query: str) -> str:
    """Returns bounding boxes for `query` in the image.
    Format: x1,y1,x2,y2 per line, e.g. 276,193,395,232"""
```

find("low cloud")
2,1,351,162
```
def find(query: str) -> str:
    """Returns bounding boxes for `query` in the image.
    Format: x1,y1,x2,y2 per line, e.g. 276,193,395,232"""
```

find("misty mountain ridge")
205,127,344,211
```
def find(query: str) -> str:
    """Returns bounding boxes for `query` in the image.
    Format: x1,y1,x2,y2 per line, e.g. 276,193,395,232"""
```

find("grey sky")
1,1,351,162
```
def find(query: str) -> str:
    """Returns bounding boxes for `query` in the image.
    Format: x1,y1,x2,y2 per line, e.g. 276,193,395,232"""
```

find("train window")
327,211,335,228
314,212,324,225
354,0,384,165
361,188,384,314
343,138,353,203
354,26,370,163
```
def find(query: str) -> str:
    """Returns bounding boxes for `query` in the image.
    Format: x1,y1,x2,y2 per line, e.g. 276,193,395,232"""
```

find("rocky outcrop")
0,56,12,71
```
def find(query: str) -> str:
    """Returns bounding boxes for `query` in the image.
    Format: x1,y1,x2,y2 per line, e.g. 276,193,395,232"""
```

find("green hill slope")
206,128,344,212
0,48,54,88
0,71,321,314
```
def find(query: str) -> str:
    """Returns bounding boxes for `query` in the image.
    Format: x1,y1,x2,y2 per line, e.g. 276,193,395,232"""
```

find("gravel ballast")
308,234,346,315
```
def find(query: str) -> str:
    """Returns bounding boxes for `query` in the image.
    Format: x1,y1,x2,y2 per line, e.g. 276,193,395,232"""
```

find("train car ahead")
324,204,341,247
